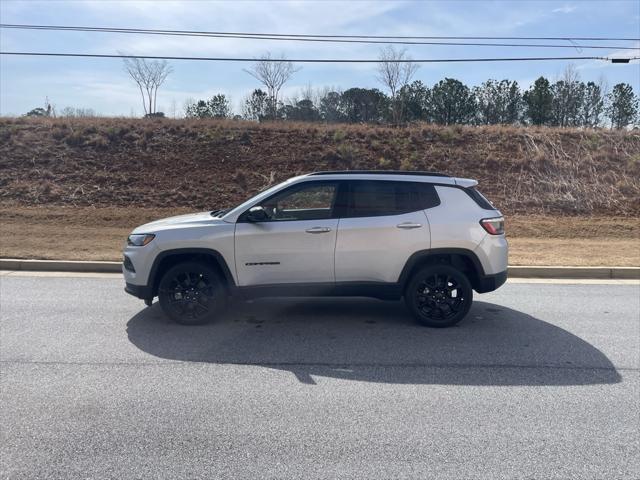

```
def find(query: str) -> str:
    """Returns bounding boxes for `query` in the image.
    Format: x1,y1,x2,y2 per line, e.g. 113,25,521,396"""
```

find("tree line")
25,47,639,129
185,72,638,129
183,49,638,129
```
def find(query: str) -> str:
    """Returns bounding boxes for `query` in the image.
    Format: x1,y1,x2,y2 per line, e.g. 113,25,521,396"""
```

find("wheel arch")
398,248,486,292
148,248,236,297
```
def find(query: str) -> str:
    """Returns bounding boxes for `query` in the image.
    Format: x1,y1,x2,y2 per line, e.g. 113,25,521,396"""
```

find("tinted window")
464,187,495,210
255,182,338,221
345,181,440,218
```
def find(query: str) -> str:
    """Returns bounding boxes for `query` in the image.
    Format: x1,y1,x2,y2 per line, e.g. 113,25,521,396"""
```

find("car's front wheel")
405,265,473,327
158,261,227,325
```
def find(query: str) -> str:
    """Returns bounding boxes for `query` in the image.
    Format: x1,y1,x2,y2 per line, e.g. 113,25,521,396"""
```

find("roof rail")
308,170,450,177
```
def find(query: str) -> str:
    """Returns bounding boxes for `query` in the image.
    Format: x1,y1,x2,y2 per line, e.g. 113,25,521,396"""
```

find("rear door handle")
306,227,332,234
396,222,422,229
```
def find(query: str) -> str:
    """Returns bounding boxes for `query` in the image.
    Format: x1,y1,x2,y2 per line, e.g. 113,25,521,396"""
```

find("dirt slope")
1,117,639,215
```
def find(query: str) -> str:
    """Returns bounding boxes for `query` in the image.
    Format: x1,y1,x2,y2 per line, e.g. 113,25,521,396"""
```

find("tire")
405,264,473,328
158,261,227,325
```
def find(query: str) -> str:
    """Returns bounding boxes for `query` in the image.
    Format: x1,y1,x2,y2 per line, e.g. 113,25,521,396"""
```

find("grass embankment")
0,118,638,265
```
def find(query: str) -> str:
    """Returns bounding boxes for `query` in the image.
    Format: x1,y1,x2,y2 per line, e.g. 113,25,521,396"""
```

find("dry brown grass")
1,117,639,216
1,206,638,265
508,238,639,266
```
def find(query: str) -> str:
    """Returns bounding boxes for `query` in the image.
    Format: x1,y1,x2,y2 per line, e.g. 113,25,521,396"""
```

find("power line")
0,24,640,50
2,51,635,63
1,24,638,42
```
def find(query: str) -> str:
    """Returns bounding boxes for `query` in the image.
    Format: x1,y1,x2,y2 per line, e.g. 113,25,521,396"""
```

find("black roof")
308,170,450,177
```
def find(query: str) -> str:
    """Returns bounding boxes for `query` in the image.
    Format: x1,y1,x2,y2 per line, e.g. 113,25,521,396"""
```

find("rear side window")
464,187,495,210
344,180,440,218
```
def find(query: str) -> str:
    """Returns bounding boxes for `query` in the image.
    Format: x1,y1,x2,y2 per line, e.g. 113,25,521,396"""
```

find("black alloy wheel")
158,262,226,325
405,265,473,327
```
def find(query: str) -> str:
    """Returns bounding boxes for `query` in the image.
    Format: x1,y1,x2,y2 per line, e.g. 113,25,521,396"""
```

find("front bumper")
474,269,508,293
122,240,160,300
125,282,153,300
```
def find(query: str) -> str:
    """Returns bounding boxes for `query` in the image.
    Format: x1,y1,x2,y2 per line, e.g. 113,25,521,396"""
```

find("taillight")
480,217,504,235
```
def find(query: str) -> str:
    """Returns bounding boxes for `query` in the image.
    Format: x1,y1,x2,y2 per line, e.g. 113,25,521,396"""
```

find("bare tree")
60,106,97,118
44,96,55,117
170,99,177,119
122,56,151,115
376,46,419,125
150,60,172,114
244,53,301,119
122,55,172,116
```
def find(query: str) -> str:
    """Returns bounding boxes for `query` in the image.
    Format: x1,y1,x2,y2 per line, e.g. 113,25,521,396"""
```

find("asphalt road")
1,274,639,479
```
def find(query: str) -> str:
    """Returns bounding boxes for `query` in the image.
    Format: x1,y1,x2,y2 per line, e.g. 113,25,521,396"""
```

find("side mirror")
245,205,269,223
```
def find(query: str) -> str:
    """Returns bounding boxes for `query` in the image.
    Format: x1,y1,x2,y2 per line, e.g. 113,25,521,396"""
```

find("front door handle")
396,222,422,229
306,226,332,234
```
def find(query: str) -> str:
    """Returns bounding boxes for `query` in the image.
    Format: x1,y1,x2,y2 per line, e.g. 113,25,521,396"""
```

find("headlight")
127,234,155,246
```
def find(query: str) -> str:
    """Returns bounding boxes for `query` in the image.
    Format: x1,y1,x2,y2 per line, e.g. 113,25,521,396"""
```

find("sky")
0,0,639,117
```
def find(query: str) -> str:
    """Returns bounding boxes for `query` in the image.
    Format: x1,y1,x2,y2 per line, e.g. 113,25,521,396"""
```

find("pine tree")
606,83,638,129
523,77,553,125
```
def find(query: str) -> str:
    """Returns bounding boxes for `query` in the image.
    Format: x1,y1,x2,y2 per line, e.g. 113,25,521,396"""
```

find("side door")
335,180,437,283
234,180,342,286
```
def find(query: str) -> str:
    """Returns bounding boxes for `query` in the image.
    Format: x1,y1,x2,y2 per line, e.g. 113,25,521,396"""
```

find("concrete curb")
1,259,638,279
507,266,639,279
0,259,121,273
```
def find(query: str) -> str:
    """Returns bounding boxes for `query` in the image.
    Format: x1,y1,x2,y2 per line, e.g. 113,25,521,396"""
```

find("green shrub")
332,130,346,142
438,127,456,141
86,135,109,149
399,158,413,170
378,157,392,168
64,130,85,146
336,143,357,162
51,128,66,141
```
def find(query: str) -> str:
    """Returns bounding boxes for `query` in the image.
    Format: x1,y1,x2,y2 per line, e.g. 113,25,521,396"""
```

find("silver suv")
123,171,508,327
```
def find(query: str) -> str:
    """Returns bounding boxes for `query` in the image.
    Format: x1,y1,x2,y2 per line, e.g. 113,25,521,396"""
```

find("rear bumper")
474,270,508,293
125,282,153,300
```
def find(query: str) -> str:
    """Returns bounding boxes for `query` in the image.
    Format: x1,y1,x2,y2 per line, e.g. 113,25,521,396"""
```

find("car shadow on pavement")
126,298,621,386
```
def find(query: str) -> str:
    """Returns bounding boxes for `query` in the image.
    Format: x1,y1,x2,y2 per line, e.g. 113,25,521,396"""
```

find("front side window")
251,182,339,221
345,180,440,218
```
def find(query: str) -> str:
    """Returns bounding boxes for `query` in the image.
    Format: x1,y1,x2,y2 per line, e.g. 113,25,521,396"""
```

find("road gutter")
1,259,638,279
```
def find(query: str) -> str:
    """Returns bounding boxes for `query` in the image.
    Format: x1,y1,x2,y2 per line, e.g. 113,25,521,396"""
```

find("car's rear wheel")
158,261,227,325
405,265,473,327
